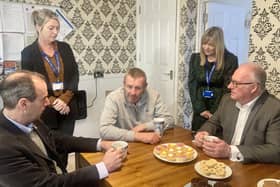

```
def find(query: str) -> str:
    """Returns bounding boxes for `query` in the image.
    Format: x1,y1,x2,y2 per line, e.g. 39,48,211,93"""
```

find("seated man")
194,63,280,164
0,70,124,186
100,67,174,144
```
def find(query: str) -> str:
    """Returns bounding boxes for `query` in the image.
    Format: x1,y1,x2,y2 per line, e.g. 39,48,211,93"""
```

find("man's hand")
202,138,231,158
132,124,147,132
100,140,113,151
102,148,123,173
134,132,161,144
193,131,209,147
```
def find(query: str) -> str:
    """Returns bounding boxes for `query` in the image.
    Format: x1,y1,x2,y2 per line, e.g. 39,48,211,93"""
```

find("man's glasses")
229,80,257,88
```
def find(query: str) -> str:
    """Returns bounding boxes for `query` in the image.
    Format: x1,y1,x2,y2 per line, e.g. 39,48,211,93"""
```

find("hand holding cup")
111,141,128,160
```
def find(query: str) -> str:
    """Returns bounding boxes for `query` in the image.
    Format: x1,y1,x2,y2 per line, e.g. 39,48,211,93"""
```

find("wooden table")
77,127,280,187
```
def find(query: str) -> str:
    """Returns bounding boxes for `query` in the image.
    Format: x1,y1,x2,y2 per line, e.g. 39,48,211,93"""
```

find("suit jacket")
0,112,101,187
199,91,280,164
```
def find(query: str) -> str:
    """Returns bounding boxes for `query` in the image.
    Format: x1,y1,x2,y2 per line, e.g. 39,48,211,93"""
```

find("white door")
205,0,251,64
137,0,177,114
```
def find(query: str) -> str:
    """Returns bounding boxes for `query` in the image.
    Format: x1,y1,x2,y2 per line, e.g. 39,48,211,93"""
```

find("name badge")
52,82,64,91
202,90,214,98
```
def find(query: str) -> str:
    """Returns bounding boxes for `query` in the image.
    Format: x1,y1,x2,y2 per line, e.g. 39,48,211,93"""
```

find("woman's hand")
53,98,70,114
200,110,213,119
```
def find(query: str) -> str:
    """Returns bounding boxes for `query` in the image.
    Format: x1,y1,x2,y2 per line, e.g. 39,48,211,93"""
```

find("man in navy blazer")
0,70,124,186
194,63,280,164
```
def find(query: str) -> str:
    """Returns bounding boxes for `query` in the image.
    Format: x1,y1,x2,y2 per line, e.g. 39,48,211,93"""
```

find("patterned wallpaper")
2,0,194,126
7,0,278,127
177,0,197,128
249,0,280,98
5,0,136,75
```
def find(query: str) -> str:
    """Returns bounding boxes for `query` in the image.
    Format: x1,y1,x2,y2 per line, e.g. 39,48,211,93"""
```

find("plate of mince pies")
194,159,232,180
153,143,198,163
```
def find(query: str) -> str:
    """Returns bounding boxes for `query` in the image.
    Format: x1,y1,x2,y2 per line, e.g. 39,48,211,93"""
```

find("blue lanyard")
205,62,216,88
41,51,60,77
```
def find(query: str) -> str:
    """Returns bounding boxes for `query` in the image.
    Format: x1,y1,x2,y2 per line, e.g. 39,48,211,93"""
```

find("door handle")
163,70,173,80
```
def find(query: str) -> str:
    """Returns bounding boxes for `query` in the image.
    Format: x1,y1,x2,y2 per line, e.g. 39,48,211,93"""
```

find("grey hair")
253,64,266,90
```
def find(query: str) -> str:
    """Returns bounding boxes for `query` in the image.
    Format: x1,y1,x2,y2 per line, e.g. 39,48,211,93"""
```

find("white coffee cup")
153,117,165,136
112,141,128,160
204,135,218,142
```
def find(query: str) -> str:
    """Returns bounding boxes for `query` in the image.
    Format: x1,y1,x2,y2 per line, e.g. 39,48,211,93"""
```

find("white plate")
257,178,280,187
153,143,198,163
194,161,232,179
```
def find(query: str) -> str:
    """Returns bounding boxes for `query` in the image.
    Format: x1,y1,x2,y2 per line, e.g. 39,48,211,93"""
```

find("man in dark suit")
0,70,124,186
194,63,280,164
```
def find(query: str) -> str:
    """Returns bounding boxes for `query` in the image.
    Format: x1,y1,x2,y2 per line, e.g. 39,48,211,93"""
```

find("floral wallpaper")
249,0,280,98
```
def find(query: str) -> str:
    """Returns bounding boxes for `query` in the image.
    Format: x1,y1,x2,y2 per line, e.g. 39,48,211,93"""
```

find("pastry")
190,177,208,187
199,159,227,177
213,181,231,187
154,143,195,162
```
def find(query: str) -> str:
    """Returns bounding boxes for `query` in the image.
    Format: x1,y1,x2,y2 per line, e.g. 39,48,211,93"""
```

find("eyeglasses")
229,80,257,88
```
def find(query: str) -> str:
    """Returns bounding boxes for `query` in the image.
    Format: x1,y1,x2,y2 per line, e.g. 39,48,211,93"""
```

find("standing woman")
21,9,79,136
188,26,238,131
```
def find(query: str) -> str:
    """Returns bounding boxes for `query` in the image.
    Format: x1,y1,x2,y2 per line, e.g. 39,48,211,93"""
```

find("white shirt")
230,96,260,162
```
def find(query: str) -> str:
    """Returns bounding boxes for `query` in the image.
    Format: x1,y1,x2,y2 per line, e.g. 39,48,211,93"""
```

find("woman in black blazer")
188,27,238,131
21,9,79,136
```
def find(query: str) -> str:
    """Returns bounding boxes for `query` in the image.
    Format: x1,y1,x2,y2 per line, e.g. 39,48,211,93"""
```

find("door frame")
136,0,178,117
196,0,252,54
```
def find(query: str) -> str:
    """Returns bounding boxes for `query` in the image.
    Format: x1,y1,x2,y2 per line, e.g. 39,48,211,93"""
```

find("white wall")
74,74,124,138
0,74,124,138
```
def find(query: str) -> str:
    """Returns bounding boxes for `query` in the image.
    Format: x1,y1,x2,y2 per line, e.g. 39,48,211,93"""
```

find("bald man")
194,63,280,164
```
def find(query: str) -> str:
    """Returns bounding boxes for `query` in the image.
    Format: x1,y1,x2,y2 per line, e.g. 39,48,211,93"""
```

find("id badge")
52,82,64,91
202,90,214,98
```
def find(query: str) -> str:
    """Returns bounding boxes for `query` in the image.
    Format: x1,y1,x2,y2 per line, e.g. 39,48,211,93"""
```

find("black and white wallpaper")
4,0,278,127
249,0,280,98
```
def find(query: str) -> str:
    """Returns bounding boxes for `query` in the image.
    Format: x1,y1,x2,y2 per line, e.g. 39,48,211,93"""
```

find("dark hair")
0,71,45,109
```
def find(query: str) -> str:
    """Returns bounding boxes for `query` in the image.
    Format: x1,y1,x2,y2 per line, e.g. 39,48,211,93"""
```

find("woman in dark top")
21,9,79,136
188,26,238,131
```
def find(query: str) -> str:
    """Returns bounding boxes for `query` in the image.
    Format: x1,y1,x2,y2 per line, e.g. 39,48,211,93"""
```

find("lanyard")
41,51,60,77
205,62,216,89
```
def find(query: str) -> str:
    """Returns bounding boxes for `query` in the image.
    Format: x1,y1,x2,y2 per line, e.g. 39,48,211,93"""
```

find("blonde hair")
200,27,225,70
32,9,59,33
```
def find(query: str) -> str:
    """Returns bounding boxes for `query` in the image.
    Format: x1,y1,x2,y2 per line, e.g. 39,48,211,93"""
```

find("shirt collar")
3,113,33,134
236,95,260,110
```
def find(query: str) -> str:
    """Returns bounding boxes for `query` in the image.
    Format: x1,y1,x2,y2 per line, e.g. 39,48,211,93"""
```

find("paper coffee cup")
112,141,128,160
